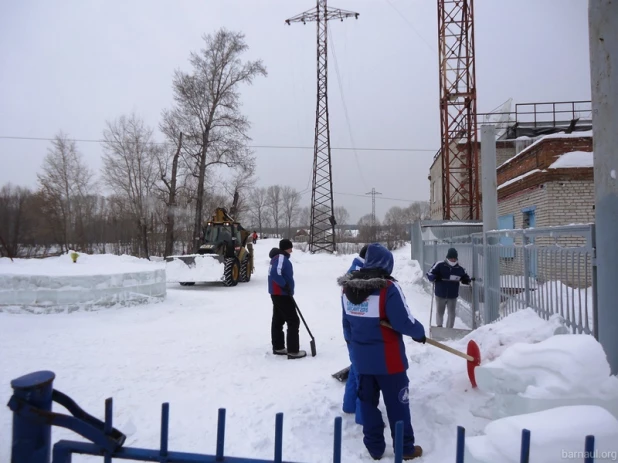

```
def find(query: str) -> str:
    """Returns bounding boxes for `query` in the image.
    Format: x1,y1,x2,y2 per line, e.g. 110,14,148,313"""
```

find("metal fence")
413,223,597,337
8,371,606,463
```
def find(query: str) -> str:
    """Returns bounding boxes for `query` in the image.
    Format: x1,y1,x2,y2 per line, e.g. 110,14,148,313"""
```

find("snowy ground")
0,240,611,462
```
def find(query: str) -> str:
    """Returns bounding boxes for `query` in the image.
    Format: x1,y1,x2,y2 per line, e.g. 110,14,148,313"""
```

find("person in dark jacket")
268,239,306,360
426,247,472,329
338,243,425,461
342,244,369,425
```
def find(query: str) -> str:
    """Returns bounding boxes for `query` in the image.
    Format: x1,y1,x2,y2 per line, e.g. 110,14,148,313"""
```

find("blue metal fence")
8,371,602,462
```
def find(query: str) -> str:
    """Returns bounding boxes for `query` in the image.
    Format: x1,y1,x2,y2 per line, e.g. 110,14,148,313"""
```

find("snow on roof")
497,169,544,190
548,150,593,169
497,130,593,170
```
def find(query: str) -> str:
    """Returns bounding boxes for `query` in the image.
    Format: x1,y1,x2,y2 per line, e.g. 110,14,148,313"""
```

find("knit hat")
359,244,369,259
446,248,458,260
279,239,293,251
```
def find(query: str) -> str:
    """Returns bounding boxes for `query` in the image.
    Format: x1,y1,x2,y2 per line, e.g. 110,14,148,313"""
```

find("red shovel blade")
467,340,481,388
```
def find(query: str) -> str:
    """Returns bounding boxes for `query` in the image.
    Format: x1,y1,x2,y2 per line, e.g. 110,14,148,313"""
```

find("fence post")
589,0,618,374
523,230,531,309
10,370,56,463
471,237,479,328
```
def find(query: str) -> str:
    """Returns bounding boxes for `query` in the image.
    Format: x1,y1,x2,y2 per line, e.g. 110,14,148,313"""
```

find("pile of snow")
0,253,165,313
465,405,618,463
474,333,618,420
165,255,224,283
0,241,614,462
548,150,593,169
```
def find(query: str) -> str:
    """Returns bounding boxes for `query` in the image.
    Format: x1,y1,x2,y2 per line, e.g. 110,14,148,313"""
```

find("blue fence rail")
8,371,601,462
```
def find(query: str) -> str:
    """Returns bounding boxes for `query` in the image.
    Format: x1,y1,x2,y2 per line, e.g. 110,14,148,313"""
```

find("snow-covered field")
1,239,616,462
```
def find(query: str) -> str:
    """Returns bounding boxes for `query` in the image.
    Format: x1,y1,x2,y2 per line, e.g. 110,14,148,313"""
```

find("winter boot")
287,350,307,360
273,348,287,356
403,445,423,460
368,452,382,460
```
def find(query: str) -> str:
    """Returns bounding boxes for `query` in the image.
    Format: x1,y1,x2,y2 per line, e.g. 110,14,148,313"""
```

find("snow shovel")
379,320,481,388
293,299,317,357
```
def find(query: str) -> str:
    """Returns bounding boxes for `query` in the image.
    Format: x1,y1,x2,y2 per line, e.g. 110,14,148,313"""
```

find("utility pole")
286,0,359,253
589,0,618,374
366,188,382,242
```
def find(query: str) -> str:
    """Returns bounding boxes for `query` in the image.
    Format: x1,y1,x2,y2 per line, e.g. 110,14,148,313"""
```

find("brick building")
497,132,594,232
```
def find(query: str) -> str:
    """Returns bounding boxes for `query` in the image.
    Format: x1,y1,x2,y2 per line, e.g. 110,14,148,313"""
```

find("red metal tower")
286,1,359,253
437,0,480,220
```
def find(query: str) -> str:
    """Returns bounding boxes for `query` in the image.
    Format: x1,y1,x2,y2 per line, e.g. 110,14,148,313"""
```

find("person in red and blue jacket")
342,244,369,425
338,243,425,461
268,239,306,359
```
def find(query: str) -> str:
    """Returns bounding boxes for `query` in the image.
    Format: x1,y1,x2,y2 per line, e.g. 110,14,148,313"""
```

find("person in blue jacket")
268,239,306,360
426,247,472,329
342,244,369,425
338,243,425,461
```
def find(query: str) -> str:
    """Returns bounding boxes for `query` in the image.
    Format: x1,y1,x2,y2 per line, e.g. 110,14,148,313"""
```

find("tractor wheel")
180,282,195,286
240,254,252,282
223,257,240,287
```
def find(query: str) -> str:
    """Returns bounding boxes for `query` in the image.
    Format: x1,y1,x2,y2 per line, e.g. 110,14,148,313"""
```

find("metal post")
589,0,618,374
481,125,500,323
10,370,56,463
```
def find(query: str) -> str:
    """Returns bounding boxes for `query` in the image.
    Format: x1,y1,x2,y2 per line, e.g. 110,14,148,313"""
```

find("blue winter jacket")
426,260,471,299
338,243,426,375
268,248,295,296
347,256,365,274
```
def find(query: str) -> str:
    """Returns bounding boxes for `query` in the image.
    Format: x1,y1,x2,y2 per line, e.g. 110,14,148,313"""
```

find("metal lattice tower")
438,0,480,220
286,0,359,253
366,188,381,242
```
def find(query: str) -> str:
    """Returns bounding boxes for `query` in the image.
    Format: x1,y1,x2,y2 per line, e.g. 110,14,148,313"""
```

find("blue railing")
7,371,602,462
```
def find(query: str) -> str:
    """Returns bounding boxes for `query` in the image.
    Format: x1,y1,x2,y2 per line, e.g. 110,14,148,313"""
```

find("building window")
432,181,436,203
522,206,536,229
498,214,515,258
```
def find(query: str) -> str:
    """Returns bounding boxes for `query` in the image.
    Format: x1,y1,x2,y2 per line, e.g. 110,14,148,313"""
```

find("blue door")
524,209,537,279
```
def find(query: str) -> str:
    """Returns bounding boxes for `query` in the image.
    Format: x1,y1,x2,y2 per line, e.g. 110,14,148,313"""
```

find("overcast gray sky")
0,0,591,222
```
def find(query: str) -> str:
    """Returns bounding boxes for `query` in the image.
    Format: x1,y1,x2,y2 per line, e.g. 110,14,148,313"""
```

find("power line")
0,135,437,153
328,23,369,189
383,0,436,54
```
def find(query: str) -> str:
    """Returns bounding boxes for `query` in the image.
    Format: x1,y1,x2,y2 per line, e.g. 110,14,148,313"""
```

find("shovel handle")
379,320,475,362
425,338,475,362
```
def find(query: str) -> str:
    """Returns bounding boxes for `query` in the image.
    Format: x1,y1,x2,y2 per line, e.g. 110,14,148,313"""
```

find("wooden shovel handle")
379,320,475,362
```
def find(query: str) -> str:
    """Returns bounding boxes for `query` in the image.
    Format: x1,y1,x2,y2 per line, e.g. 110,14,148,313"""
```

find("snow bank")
475,333,618,420
465,406,618,463
0,253,165,313
165,255,224,283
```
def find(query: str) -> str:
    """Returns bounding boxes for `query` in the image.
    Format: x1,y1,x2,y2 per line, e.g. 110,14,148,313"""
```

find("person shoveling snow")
338,243,426,460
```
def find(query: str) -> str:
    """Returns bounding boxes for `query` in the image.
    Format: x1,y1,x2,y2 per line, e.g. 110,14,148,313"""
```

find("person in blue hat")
342,244,369,425
338,243,425,460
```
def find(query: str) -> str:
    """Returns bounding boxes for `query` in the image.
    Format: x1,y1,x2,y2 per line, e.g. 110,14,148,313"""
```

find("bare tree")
154,130,184,257
101,114,158,258
0,184,32,258
266,185,283,236
384,205,407,250
224,165,256,223
248,187,268,233
334,205,350,241
357,213,381,243
281,186,300,238
297,206,310,229
166,29,267,251
37,132,95,252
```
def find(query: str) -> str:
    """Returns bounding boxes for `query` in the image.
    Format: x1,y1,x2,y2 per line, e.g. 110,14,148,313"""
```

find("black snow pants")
271,295,300,353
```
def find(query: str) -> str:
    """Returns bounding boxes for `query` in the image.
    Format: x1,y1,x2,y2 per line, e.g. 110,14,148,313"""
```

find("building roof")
497,130,593,170
548,151,593,169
